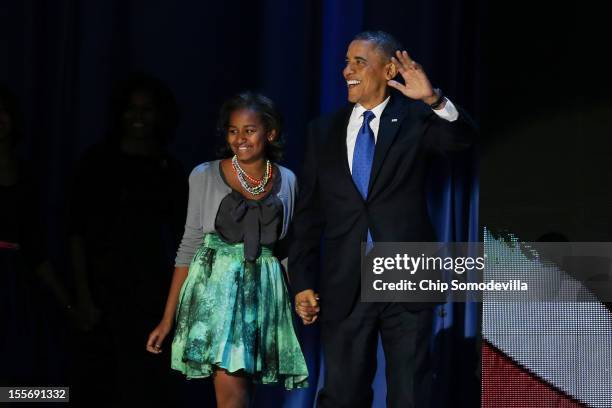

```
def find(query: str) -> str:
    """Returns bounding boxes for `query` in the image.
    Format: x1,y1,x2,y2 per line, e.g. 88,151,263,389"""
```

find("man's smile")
347,79,361,89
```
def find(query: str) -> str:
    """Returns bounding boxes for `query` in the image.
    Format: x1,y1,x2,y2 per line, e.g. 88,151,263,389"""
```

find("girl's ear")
267,129,277,142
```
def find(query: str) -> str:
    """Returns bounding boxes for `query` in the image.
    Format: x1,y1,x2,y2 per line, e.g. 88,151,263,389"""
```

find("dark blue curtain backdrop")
1,0,480,406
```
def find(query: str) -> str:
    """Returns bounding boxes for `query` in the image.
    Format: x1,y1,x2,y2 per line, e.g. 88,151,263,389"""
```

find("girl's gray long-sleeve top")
174,160,297,266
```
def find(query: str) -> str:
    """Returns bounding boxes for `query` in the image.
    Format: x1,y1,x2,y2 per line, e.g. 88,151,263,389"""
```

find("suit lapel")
367,95,407,195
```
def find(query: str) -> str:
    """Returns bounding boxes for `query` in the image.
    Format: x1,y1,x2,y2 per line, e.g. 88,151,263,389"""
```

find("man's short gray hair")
353,31,404,61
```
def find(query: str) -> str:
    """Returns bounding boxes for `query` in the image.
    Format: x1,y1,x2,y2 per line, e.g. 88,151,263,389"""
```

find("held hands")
146,320,172,354
388,50,439,106
295,289,320,325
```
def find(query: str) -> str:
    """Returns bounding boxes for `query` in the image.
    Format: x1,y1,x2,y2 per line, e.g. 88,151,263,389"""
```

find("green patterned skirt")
171,233,308,390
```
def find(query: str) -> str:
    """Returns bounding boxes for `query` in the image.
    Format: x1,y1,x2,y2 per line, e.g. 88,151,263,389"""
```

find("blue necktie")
352,110,376,251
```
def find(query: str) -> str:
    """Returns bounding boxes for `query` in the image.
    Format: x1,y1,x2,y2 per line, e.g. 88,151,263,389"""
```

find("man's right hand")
295,289,320,325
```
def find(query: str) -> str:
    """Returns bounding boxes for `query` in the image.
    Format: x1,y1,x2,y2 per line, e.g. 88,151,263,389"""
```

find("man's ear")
386,61,398,80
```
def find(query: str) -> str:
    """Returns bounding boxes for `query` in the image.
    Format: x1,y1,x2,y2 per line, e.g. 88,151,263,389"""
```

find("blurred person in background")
0,82,74,387
67,73,187,406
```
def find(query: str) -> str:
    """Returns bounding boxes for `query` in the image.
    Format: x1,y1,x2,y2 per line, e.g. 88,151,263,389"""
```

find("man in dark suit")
289,31,475,407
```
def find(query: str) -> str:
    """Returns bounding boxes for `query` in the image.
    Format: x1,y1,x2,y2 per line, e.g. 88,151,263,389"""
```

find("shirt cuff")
432,98,459,122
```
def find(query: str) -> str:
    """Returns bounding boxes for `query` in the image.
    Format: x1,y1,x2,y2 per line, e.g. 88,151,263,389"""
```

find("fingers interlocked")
295,293,320,325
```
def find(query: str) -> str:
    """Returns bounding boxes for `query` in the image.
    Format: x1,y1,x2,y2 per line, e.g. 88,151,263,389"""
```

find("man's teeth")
347,80,361,86
238,146,250,150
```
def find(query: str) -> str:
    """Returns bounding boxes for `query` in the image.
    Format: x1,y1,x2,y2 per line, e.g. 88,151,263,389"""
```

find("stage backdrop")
0,0,481,406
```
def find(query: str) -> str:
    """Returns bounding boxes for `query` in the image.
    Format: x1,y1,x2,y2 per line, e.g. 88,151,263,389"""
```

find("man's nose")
343,63,354,77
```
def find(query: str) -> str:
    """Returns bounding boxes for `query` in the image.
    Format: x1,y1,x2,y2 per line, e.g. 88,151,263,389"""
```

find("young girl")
147,92,308,407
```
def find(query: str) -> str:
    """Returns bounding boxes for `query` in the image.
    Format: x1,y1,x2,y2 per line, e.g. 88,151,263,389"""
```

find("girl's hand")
146,321,172,354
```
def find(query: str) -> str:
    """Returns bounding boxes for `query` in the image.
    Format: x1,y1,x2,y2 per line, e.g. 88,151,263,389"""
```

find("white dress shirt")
346,96,459,173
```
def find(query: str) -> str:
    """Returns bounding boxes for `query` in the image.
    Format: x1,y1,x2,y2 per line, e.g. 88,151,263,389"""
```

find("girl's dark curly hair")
216,91,284,162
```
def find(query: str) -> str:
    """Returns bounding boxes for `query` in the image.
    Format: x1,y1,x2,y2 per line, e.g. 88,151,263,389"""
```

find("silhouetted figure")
0,82,43,387
0,83,74,386
67,73,187,406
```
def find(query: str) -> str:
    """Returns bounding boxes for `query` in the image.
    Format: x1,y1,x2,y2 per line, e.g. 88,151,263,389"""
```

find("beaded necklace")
231,155,272,195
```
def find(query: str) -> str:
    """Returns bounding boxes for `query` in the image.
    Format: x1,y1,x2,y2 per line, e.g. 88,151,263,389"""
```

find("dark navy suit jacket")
289,92,476,321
